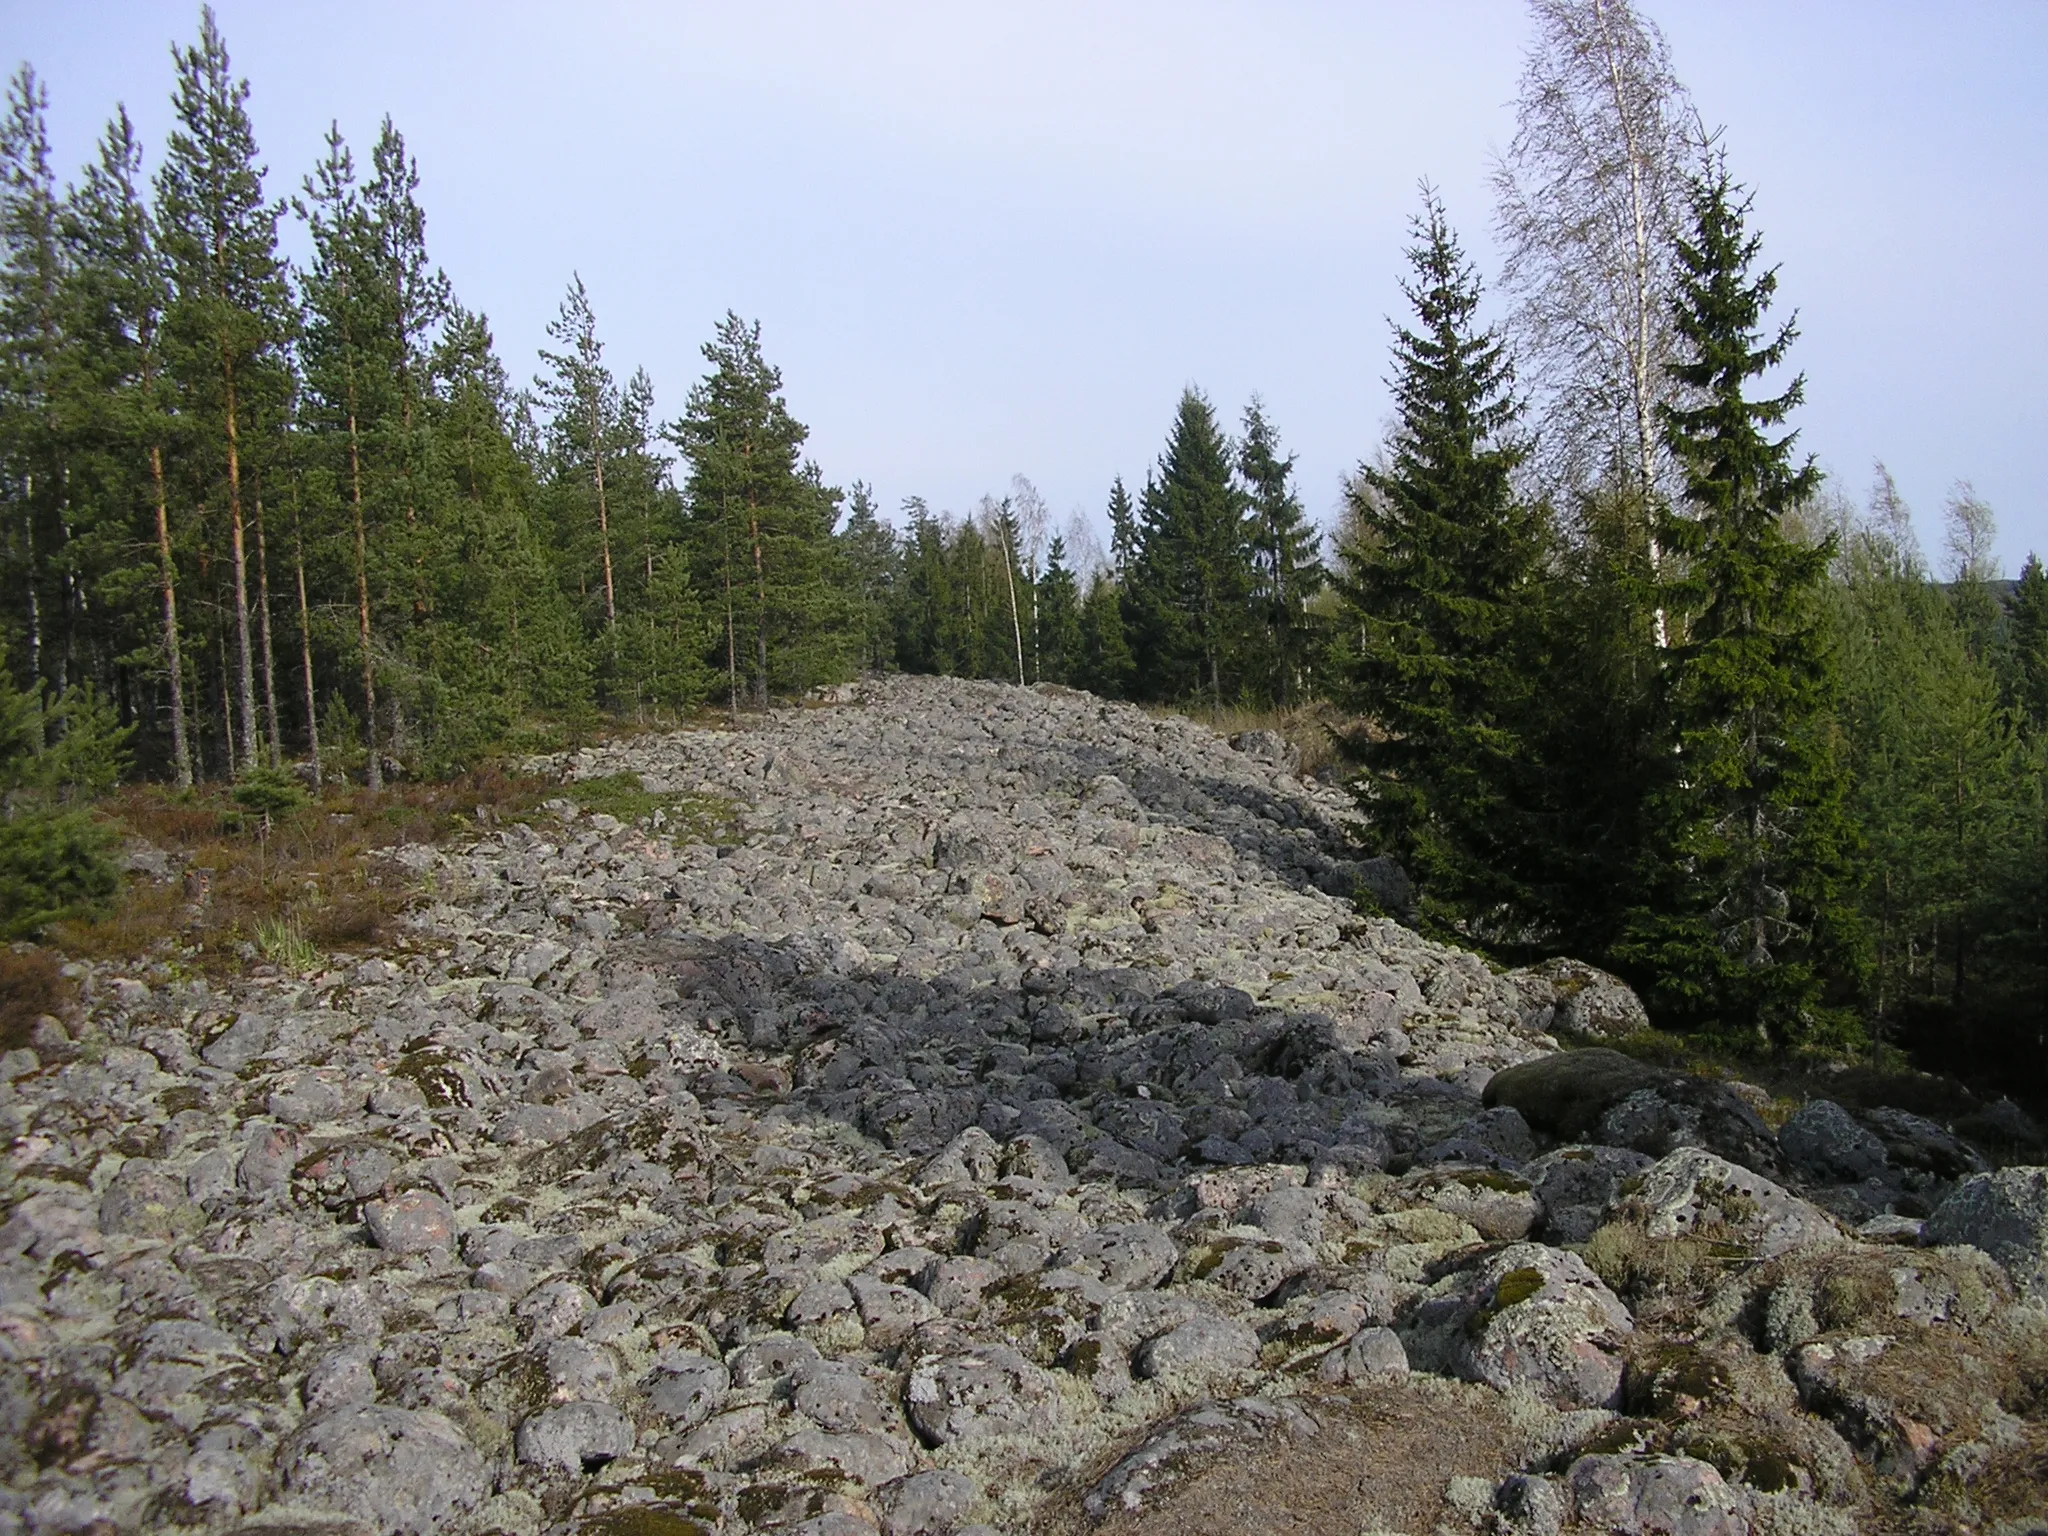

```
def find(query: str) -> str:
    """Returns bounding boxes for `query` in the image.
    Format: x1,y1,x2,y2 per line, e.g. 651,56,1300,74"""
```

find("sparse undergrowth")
37,756,742,979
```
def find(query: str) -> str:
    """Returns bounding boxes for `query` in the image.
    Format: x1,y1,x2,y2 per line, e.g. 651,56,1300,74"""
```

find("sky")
6,1,2046,574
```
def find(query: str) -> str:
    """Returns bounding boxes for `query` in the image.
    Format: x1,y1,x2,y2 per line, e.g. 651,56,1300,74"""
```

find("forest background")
3,3,2043,1102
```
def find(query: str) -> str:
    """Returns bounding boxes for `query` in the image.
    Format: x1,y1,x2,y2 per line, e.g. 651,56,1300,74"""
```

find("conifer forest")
3,6,2044,1096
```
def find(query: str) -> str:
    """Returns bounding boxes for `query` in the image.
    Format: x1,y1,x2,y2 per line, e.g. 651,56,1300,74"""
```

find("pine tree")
298,124,395,786
58,108,196,785
670,313,846,707
155,8,291,775
0,66,67,718
1239,396,1325,705
1337,189,1547,932
1128,387,1249,704
1618,162,1859,1048
535,275,621,635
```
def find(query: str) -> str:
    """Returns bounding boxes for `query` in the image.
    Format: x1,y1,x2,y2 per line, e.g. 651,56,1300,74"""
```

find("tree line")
3,3,2042,1078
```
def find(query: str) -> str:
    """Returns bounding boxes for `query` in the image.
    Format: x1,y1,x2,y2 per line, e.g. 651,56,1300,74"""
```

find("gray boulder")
515,1400,634,1473
1527,1145,1654,1245
280,1406,490,1536
903,1342,1062,1447
1565,1453,1750,1535
1632,1147,1840,1259
1779,1099,1890,1184
1483,1049,1663,1142
1401,1243,1632,1408
1925,1165,2048,1303
1507,957,1649,1040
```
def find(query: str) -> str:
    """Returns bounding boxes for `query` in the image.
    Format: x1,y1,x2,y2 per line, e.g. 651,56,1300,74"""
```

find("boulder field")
3,675,2045,1535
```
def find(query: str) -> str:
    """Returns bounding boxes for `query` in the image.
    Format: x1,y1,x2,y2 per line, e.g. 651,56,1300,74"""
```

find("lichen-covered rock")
1132,1311,1259,1382
1507,957,1649,1040
903,1342,1062,1447
1925,1165,2048,1302
281,1406,491,1535
1632,1148,1839,1259
1402,1243,1633,1408
1779,1100,1891,1185
1527,1144,1656,1244
1565,1452,1751,1535
1082,1396,1322,1520
515,1399,635,1472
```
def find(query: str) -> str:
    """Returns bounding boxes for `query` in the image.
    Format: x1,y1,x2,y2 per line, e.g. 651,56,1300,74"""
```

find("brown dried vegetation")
44,765,556,975
0,945,76,1050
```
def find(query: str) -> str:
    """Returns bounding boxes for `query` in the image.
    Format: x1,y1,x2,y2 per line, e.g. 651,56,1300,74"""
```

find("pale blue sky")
7,1,2045,571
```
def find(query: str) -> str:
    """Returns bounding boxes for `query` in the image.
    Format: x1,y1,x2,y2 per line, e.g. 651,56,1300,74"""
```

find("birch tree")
1494,0,1698,518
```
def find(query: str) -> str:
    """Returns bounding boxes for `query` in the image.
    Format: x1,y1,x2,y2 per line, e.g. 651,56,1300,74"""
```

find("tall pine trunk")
149,444,193,788
590,395,616,630
253,492,281,764
22,483,44,748
290,492,320,786
347,409,379,790
221,355,259,772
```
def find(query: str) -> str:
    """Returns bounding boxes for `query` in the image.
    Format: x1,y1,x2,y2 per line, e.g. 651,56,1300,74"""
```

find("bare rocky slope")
4,674,2046,1536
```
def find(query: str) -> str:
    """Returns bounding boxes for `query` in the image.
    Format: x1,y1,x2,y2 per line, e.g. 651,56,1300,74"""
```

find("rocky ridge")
3,674,2046,1535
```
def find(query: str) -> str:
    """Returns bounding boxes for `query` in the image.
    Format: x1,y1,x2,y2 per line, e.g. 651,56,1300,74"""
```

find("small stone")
98,1160,201,1237
877,1469,979,1536
304,1345,378,1412
1565,1452,1749,1535
364,1189,455,1255
904,1343,1062,1447
1314,1325,1407,1383
1133,1312,1260,1381
237,1124,299,1194
646,1354,730,1429
268,1069,348,1126
515,1399,634,1472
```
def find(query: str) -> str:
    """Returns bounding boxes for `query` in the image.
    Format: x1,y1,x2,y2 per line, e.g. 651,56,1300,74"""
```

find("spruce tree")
837,482,898,674
1239,396,1325,705
1106,476,1137,576
1129,387,1249,704
1618,162,1859,1048
2010,552,2048,735
1035,534,1082,685
1337,189,1546,932
430,304,589,729
893,497,954,677
1078,573,1134,699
